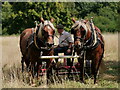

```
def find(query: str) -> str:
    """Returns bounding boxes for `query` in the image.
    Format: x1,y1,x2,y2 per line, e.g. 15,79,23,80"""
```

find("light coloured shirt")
59,30,73,47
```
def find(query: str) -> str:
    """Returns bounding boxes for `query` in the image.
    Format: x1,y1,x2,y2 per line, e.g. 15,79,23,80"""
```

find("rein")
54,34,72,48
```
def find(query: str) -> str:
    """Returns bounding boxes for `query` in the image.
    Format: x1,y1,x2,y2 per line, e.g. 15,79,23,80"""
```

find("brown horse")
71,18,104,84
20,18,55,81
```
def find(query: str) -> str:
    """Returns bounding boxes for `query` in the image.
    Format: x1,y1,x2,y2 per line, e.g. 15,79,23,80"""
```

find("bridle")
73,25,87,49
42,25,54,38
72,20,101,51
71,21,88,42
35,21,55,50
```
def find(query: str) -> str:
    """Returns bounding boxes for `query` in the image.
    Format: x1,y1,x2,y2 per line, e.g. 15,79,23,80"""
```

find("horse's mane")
37,22,43,39
37,20,55,39
72,19,90,32
85,21,91,31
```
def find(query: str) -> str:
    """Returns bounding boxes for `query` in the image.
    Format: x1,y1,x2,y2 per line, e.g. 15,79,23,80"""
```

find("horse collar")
84,30,100,50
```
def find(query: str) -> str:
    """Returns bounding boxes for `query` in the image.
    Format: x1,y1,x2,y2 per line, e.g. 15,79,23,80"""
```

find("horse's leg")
94,49,104,84
46,59,54,84
33,63,36,78
29,61,35,79
91,53,102,84
23,57,30,72
21,56,24,72
46,60,50,84
29,61,37,85
93,59,99,84
37,61,42,79
78,57,84,83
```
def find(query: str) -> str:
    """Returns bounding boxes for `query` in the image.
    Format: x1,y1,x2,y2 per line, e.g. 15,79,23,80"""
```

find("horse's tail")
99,42,106,74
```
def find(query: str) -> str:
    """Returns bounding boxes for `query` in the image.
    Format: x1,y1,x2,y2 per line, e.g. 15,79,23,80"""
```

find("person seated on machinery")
54,24,73,66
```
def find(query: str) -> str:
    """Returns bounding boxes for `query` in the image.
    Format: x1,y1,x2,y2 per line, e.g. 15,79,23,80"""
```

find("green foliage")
116,2,120,32
85,6,118,32
2,2,119,35
2,2,13,35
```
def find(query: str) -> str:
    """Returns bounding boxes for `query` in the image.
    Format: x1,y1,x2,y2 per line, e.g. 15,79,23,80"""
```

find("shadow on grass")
100,60,119,82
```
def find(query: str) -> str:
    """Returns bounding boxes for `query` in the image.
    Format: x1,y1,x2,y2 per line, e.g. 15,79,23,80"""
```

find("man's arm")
68,42,73,49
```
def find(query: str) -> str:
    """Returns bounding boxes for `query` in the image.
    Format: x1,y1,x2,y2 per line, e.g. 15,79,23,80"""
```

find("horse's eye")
53,30,55,34
81,30,86,38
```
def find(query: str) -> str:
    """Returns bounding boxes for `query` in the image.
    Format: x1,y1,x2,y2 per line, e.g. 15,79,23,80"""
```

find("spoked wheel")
68,67,80,81
55,66,69,82
55,66,81,82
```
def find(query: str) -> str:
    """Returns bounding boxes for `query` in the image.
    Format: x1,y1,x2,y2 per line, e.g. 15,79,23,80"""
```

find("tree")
2,2,119,35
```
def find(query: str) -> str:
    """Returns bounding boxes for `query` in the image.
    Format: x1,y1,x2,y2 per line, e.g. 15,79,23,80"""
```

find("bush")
85,6,118,32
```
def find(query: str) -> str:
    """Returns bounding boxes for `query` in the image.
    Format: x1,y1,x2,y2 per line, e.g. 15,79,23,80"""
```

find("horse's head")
37,18,55,48
71,18,91,49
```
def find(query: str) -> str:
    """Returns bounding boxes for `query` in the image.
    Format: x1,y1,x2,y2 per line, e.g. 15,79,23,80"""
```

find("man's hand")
67,48,71,53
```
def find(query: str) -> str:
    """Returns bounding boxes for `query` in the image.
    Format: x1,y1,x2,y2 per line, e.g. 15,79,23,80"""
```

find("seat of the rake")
40,52,81,70
57,53,67,66
55,53,81,71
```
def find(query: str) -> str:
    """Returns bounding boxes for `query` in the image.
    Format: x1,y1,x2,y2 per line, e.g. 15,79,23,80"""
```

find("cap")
56,24,64,29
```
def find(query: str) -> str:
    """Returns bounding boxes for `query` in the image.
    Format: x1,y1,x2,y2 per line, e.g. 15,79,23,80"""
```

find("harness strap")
91,38,100,50
26,28,34,49
33,28,40,49
84,30,104,50
92,27,97,46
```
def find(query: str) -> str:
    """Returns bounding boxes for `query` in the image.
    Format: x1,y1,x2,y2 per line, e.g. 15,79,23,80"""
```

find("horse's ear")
72,18,76,23
40,17,44,23
84,19,88,24
50,18,54,23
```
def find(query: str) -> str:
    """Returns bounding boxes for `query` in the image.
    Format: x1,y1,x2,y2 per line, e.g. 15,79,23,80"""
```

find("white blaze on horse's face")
44,25,54,45
72,20,88,47
38,20,55,47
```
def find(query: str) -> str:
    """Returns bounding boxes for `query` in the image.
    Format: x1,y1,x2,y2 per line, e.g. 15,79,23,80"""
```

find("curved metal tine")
54,35,71,48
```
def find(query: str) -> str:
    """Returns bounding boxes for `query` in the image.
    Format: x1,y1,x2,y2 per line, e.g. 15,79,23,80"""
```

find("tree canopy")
2,2,119,35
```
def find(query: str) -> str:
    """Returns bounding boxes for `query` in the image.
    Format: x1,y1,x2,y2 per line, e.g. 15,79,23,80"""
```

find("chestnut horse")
71,18,104,84
20,18,55,81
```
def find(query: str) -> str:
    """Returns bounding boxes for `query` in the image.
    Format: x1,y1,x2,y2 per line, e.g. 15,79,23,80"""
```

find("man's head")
56,24,64,34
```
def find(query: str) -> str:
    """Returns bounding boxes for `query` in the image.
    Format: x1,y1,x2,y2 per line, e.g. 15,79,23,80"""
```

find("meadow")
1,33,119,88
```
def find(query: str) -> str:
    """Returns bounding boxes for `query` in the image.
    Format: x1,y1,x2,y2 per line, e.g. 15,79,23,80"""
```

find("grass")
49,79,118,88
1,33,119,88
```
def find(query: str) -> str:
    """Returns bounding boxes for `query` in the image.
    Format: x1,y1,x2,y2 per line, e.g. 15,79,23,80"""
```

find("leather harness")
74,25,104,50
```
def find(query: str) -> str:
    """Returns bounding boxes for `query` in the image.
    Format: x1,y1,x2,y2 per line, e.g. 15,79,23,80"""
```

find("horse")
71,18,104,84
20,18,55,82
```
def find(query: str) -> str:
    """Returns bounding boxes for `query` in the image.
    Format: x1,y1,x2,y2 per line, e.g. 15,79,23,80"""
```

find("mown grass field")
1,33,119,89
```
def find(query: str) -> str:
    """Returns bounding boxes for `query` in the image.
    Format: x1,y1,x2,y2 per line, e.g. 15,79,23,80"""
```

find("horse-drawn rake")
20,17,104,85
39,53,92,83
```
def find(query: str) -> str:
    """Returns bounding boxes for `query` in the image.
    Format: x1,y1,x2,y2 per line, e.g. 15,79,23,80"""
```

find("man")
54,24,73,66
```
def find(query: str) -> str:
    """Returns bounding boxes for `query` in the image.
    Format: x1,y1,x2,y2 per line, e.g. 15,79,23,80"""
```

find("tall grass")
0,37,2,89
1,33,119,88
103,33,118,61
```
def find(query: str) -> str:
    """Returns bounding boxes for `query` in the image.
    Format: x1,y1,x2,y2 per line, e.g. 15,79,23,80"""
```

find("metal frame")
40,55,80,59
